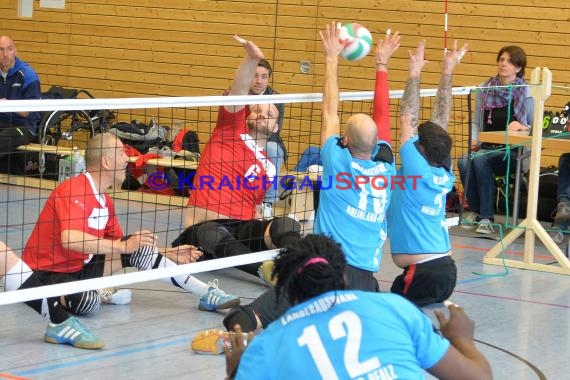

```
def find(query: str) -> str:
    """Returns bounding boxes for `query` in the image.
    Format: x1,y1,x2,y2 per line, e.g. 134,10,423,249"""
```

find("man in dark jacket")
0,35,42,172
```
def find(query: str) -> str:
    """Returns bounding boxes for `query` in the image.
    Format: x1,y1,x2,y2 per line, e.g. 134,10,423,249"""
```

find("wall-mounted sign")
40,0,66,9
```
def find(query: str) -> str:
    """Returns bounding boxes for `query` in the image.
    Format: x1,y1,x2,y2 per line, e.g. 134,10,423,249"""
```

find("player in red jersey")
175,35,301,280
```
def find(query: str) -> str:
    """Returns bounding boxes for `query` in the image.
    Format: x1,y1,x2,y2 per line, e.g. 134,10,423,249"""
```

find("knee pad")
269,217,301,247
62,290,101,315
223,306,258,333
171,225,199,247
129,245,161,270
196,221,234,255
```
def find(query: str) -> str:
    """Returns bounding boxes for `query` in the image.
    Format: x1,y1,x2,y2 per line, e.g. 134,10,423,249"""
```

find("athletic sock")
129,246,209,296
4,257,33,291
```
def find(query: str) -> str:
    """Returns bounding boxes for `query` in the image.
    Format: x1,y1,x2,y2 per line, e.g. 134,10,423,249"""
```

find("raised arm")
399,40,427,145
431,40,469,131
319,21,345,147
225,35,265,113
373,29,400,143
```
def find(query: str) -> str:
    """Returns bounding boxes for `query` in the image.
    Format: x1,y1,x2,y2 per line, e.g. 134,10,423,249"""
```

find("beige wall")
2,0,568,162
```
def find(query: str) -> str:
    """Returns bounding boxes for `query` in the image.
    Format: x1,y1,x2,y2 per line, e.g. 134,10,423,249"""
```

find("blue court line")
13,335,191,376
456,274,505,285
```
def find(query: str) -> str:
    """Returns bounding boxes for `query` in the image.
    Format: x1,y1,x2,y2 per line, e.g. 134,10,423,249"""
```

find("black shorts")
172,218,271,254
345,264,380,292
34,254,106,286
391,255,457,307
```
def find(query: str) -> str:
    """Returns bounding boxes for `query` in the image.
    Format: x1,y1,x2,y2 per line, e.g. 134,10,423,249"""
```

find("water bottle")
71,147,85,177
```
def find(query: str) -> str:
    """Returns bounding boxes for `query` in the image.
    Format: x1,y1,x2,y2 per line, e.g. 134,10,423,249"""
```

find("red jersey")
23,173,123,273
188,107,276,220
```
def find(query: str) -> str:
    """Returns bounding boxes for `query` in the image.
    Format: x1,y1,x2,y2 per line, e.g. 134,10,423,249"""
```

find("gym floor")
0,184,568,379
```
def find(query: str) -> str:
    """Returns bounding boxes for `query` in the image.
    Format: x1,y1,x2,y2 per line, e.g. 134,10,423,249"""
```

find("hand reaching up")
375,29,400,66
319,21,346,59
408,39,428,78
443,40,469,75
234,34,264,60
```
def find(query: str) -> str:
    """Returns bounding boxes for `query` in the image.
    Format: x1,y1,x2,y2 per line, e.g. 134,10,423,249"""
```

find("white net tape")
0,87,472,306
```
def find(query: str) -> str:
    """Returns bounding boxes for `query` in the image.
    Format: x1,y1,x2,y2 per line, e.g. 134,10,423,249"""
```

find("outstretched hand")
443,40,469,75
163,245,202,264
125,230,157,252
319,21,346,59
234,34,264,60
375,29,400,65
408,39,428,78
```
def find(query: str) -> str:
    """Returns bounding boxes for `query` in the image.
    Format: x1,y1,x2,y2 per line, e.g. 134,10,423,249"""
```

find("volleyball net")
0,85,485,306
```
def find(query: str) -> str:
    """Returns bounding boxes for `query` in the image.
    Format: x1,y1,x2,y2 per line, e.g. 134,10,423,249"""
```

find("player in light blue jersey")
314,21,399,285
388,40,468,306
215,22,401,334
226,234,492,380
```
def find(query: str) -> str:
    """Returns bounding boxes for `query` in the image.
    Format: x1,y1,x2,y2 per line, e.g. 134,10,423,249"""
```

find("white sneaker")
261,202,274,219
475,218,495,234
549,226,566,245
460,213,477,230
98,288,132,305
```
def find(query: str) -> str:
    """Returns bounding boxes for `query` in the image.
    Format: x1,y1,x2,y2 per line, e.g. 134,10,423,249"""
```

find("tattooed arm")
431,40,469,131
400,40,427,145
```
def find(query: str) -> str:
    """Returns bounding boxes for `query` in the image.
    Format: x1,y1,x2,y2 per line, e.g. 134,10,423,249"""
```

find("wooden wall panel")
1,0,567,168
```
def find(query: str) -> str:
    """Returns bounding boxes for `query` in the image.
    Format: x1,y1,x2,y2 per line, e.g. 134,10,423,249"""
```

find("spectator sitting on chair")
18,133,238,350
549,153,570,244
175,35,301,283
225,234,493,380
388,39,467,307
457,45,534,234
0,35,42,173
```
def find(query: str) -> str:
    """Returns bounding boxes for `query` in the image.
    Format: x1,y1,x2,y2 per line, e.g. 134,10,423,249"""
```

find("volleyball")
339,23,373,61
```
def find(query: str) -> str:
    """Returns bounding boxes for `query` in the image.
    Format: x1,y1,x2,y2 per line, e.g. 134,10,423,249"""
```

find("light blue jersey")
236,291,450,380
314,136,395,271
389,136,455,254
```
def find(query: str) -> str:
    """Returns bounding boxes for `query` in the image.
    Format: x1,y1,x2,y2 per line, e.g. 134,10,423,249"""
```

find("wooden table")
479,131,570,151
18,144,198,169
10,144,196,206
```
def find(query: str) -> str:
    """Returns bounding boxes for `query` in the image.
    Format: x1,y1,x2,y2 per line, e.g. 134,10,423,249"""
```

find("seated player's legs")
55,254,107,315
345,264,380,292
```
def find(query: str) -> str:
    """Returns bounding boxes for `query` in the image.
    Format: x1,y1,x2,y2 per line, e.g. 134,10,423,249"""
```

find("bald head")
0,35,17,72
345,114,377,156
0,36,15,45
85,133,123,168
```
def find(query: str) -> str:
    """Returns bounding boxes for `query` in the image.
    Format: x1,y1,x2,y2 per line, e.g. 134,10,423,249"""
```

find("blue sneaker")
44,317,104,349
198,279,240,311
